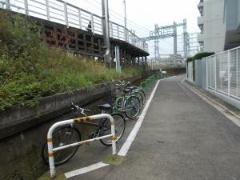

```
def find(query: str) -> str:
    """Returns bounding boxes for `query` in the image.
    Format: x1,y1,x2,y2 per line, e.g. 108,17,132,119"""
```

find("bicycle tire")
133,91,144,109
100,113,126,146
114,96,124,112
41,126,81,166
124,95,141,120
138,89,146,103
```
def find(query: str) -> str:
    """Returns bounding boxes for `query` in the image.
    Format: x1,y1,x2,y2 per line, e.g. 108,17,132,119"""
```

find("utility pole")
183,19,188,58
102,0,111,67
123,0,127,41
173,22,177,57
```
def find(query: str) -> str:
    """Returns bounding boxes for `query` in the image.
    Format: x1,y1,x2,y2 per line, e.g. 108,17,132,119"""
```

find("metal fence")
187,46,240,104
0,0,148,52
206,47,240,100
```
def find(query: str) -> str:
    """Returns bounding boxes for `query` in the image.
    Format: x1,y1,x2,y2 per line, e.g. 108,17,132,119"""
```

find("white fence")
206,47,240,100
187,46,240,108
0,0,148,52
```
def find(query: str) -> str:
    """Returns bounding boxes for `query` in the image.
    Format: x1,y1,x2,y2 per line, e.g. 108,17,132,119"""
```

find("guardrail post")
47,114,116,178
78,9,82,29
47,131,56,178
63,1,69,27
24,0,29,15
46,0,50,21
228,51,231,96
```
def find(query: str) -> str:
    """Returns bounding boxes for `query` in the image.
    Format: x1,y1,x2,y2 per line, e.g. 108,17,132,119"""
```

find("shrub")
193,52,215,60
186,52,214,63
0,11,143,110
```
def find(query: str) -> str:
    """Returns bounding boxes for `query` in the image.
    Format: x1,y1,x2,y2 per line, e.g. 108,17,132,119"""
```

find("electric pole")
102,0,111,67
173,22,177,57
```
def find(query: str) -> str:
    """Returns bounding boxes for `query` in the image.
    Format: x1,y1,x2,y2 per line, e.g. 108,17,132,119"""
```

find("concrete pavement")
56,76,240,180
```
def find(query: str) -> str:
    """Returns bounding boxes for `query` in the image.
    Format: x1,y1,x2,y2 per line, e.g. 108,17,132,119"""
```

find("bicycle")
116,80,146,108
112,81,144,119
41,103,126,166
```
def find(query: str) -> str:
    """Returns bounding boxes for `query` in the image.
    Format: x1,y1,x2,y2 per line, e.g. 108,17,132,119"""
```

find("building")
197,0,226,53
224,0,240,50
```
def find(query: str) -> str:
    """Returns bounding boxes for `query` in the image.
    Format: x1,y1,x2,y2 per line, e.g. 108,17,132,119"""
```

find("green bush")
193,52,215,60
0,11,143,111
186,52,214,63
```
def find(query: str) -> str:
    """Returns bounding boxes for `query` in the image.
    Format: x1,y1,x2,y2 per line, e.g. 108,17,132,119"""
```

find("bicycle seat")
123,88,131,93
98,104,112,110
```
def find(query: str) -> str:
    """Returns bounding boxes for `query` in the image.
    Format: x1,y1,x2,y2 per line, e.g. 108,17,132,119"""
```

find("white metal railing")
47,114,116,178
0,0,148,52
206,46,240,100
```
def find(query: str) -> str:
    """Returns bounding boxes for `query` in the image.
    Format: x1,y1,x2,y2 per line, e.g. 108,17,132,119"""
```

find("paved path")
68,76,240,180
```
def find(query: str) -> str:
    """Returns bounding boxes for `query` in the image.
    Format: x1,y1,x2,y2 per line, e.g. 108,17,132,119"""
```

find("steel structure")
143,19,189,60
178,33,200,57
0,0,148,52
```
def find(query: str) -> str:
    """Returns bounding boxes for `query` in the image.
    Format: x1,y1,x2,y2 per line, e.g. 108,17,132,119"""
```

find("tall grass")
0,11,143,110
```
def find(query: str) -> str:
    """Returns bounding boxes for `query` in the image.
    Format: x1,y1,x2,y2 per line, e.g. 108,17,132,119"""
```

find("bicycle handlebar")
71,103,91,116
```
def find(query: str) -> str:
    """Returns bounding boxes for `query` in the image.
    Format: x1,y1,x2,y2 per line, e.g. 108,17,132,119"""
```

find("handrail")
47,113,117,178
0,0,148,52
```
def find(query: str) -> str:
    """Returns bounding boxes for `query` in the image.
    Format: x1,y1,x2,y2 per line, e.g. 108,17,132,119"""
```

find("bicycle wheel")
124,95,141,120
100,113,126,146
114,97,124,112
138,89,146,104
41,126,81,166
133,91,144,109
131,86,146,102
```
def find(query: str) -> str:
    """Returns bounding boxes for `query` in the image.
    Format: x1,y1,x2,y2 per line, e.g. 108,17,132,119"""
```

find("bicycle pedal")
89,132,98,139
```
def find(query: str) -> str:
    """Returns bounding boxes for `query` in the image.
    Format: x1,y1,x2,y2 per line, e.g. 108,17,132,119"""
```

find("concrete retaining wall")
0,83,110,140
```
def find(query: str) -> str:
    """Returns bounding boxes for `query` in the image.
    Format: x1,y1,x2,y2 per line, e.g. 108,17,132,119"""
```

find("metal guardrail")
206,47,240,100
47,114,116,178
0,0,148,52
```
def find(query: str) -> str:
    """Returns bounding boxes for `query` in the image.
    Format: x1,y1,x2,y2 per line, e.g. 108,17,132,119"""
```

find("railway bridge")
0,0,149,66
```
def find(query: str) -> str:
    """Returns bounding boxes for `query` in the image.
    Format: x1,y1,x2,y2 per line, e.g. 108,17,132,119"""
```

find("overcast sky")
67,0,200,56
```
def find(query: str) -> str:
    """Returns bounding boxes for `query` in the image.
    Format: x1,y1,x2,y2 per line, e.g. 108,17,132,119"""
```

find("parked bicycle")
41,103,126,166
116,80,146,107
112,80,145,119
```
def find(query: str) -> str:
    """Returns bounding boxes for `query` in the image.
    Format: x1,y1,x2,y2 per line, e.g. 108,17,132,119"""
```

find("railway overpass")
0,0,149,66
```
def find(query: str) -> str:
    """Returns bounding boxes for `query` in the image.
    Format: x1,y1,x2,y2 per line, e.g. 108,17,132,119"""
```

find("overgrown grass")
0,11,143,111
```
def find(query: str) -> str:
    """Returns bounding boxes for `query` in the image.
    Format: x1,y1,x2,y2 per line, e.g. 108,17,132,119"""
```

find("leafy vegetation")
187,52,214,63
0,12,143,111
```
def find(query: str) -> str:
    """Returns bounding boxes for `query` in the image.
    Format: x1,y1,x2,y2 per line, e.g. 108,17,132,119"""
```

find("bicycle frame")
47,114,117,178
